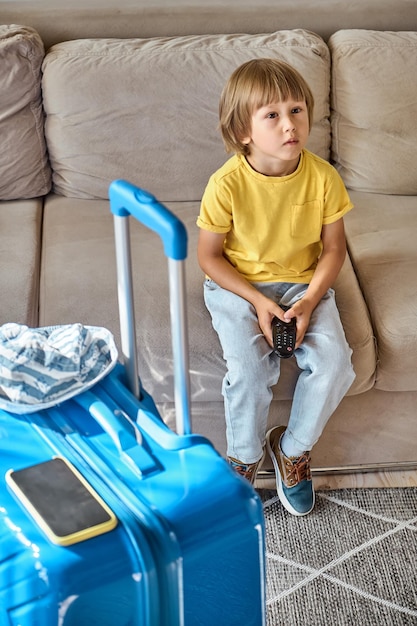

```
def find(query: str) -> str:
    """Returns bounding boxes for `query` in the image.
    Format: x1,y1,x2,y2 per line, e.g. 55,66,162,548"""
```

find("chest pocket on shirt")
290,200,322,241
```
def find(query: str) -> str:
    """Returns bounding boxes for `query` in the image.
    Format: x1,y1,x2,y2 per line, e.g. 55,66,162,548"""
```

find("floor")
260,486,417,625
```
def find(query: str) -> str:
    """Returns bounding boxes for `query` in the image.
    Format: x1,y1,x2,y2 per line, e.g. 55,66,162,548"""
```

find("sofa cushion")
0,25,51,200
345,191,417,392
41,30,331,202
40,195,375,405
330,30,417,194
0,199,43,327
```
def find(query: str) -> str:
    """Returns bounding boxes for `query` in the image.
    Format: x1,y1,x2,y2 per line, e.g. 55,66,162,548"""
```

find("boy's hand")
253,296,289,348
282,298,314,349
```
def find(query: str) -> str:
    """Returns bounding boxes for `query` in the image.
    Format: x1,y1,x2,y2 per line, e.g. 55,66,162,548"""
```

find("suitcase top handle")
109,180,187,261
109,180,192,436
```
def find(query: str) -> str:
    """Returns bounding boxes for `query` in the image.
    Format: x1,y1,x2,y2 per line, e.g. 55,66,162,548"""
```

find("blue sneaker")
266,426,315,516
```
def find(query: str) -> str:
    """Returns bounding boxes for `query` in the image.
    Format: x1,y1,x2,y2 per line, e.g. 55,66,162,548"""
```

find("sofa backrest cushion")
42,30,331,202
0,25,51,200
330,30,417,195
2,0,417,50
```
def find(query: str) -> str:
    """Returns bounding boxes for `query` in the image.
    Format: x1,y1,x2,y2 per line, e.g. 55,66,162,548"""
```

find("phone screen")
6,457,117,546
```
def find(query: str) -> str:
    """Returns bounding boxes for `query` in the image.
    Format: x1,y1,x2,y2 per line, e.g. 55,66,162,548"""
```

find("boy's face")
242,99,309,177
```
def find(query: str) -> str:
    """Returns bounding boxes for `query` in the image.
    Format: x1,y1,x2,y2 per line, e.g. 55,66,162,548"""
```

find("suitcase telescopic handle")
109,179,192,436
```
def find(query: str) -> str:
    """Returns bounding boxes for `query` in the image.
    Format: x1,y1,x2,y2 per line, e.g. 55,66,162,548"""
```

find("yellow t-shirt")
197,149,353,283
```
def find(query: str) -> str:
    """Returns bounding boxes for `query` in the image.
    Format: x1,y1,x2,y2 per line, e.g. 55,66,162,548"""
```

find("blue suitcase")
0,180,266,626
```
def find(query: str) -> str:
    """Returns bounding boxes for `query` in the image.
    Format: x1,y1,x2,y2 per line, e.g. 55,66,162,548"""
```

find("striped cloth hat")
0,323,118,413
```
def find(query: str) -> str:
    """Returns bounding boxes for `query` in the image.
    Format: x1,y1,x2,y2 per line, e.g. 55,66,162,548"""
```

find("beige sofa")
1,10,417,485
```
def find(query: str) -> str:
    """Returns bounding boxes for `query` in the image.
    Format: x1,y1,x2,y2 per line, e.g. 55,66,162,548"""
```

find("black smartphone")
6,457,117,546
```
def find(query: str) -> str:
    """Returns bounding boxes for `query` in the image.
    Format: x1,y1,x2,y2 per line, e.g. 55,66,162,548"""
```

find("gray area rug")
259,487,417,625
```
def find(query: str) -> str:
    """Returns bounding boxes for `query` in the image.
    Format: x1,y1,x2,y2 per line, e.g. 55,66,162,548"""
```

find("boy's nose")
282,116,296,131
285,119,296,132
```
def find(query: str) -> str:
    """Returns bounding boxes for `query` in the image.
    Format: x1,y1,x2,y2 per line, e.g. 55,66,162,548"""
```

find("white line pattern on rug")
319,492,417,527
266,551,417,618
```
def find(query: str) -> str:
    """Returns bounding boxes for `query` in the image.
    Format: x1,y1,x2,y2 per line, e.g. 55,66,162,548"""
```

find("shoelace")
284,453,312,485
235,464,257,481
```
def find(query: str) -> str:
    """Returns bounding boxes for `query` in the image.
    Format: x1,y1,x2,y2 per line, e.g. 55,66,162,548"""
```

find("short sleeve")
197,175,233,233
322,167,353,225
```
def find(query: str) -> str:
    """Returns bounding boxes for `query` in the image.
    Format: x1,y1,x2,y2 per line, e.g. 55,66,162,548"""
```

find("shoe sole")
266,431,315,517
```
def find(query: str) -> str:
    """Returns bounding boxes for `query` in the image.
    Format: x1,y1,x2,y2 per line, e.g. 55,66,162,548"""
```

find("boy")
197,58,355,516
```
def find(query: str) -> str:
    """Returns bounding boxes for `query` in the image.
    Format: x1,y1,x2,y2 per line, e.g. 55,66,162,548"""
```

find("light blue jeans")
204,280,356,464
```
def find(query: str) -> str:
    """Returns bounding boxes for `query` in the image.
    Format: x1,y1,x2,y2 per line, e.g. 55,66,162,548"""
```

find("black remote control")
272,309,296,358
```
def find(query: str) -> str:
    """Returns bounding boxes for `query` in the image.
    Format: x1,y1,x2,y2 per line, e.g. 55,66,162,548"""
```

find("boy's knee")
326,344,356,390
300,334,354,381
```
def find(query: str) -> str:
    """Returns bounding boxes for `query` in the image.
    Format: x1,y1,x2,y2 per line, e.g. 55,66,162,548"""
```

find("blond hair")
219,58,314,155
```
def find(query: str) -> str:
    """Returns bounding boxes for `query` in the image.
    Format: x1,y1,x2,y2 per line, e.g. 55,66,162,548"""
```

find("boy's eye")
265,108,303,119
